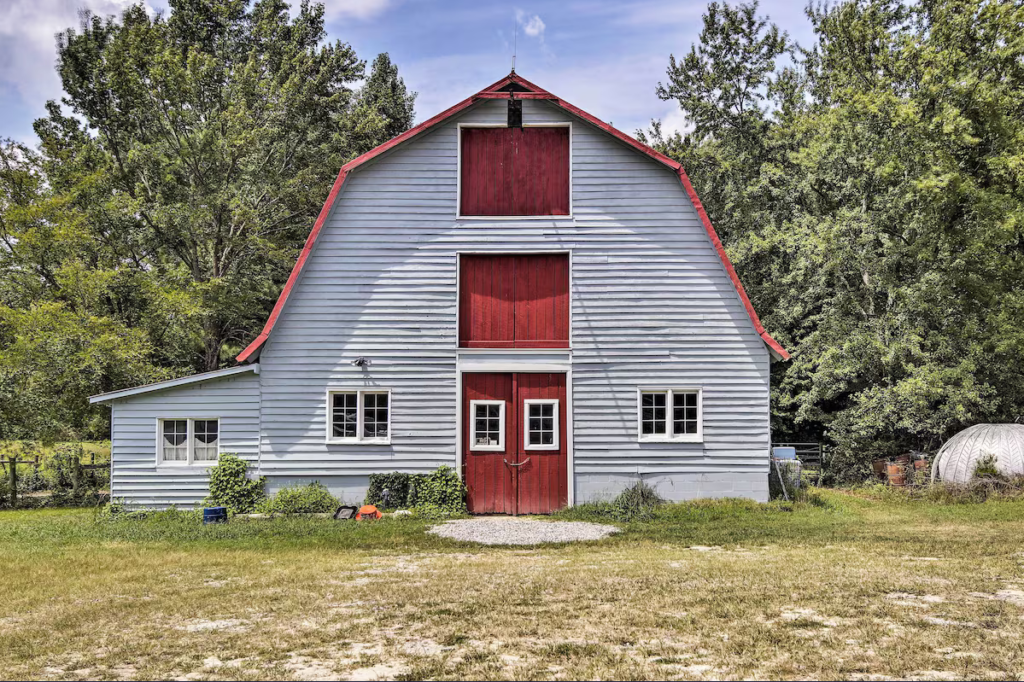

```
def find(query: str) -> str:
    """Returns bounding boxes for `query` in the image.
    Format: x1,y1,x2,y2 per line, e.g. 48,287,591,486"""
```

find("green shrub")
204,454,266,514
49,488,107,508
366,472,419,509
973,453,1003,480
259,482,339,514
410,466,466,518
553,480,664,522
612,480,664,521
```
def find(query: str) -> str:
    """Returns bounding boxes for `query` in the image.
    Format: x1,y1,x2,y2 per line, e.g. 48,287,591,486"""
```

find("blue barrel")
203,507,228,524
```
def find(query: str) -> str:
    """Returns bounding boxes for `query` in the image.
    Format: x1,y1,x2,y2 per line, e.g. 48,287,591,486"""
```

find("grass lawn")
1,491,1023,681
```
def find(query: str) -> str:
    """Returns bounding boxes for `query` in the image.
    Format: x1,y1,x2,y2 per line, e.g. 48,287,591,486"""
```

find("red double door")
463,372,568,515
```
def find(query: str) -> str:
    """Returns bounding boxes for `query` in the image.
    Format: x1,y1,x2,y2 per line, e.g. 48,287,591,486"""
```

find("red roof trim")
237,72,788,362
236,168,349,362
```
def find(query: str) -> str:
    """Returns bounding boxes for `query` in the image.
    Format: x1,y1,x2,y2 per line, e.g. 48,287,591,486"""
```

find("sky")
0,0,817,147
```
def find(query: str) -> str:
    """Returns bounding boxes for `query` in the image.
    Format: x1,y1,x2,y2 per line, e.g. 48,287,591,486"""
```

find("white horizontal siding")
257,98,770,493
109,372,260,508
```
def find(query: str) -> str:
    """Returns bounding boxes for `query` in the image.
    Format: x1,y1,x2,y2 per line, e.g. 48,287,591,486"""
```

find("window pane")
162,420,188,461
332,393,358,438
363,394,389,438
525,402,557,448
473,403,503,447
640,392,668,435
193,419,219,462
672,392,698,436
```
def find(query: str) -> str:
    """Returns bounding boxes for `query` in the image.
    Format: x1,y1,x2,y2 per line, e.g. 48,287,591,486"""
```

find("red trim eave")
236,168,350,363
236,71,789,363
674,168,790,361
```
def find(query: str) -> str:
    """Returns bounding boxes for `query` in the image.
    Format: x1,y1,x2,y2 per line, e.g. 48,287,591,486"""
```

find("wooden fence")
2,454,108,508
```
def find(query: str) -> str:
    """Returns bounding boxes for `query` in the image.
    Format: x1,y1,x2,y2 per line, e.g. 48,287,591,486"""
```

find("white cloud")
0,0,158,107
659,105,694,138
522,14,545,38
318,0,392,21
515,9,546,40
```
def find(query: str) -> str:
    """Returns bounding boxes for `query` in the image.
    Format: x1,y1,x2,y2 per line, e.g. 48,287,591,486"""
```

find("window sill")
456,215,574,221
638,437,704,444
326,439,392,446
156,462,219,468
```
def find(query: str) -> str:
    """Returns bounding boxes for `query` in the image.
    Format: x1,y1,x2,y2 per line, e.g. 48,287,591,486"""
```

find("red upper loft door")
460,127,570,217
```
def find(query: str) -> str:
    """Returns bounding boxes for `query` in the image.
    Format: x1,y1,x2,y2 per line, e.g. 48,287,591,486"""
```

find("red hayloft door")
459,254,569,349
463,372,568,515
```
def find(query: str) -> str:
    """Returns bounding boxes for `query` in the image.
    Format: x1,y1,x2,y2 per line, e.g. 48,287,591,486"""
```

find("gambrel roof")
236,72,789,363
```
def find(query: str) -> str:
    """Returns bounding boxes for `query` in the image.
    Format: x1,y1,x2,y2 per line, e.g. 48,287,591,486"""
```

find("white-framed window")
470,400,505,451
158,418,220,465
326,389,392,444
524,399,559,450
637,388,703,443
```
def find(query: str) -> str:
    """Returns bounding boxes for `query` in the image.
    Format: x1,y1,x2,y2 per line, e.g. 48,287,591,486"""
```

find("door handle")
503,458,531,467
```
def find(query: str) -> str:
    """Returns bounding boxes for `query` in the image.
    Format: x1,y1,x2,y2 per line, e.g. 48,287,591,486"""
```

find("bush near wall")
366,466,466,517
366,472,418,509
259,482,339,514
204,454,266,514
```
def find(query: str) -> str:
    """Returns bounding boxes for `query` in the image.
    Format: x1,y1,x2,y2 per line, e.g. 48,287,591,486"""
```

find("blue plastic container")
203,507,228,524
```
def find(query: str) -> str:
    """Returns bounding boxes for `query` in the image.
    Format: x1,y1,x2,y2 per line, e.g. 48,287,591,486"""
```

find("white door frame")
455,359,574,507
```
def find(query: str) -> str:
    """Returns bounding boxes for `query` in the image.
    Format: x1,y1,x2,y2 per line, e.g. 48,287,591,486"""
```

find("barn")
90,72,789,512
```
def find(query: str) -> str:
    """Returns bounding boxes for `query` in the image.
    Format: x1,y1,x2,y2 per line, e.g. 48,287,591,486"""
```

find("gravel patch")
428,517,619,545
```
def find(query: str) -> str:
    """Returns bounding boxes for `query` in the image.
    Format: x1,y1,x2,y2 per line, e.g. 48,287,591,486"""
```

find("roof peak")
235,73,789,363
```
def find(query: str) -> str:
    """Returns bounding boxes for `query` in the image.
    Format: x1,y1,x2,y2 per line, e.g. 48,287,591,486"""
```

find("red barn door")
463,372,568,514
463,373,515,514
459,254,569,349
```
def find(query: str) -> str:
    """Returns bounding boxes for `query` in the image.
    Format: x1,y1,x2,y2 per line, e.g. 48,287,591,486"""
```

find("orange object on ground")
357,504,382,521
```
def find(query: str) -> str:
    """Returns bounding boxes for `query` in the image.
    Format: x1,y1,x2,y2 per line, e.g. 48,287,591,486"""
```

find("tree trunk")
203,320,225,372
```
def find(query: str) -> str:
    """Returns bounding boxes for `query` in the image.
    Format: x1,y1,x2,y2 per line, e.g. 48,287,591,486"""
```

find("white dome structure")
932,423,1024,483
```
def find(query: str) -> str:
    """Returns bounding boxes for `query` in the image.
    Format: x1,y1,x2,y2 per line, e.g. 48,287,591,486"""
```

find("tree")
36,0,413,371
654,0,1024,479
348,52,417,156
0,0,416,440
0,139,164,441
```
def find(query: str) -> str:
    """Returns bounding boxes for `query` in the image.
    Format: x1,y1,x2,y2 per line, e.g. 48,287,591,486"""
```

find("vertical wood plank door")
460,128,514,216
459,254,569,349
463,373,515,514
513,254,570,348
513,127,570,216
514,372,569,515
463,372,568,515
458,255,516,348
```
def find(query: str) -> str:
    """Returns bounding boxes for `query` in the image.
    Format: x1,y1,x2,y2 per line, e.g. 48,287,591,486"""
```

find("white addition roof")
89,365,259,404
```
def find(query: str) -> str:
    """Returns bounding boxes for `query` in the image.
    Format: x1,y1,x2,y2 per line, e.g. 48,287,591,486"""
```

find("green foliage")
204,454,265,514
555,480,665,522
649,0,1024,478
407,466,466,518
258,482,339,514
973,454,1003,480
0,1,416,442
611,480,665,521
348,52,417,155
366,471,418,509
859,476,1024,505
